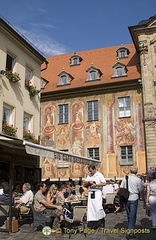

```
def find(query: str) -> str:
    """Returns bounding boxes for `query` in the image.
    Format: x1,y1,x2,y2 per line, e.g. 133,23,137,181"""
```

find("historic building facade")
129,15,156,168
41,44,146,180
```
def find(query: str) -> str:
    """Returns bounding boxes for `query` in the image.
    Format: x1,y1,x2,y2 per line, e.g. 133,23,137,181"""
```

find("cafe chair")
65,206,87,238
103,193,116,213
18,206,33,227
30,204,51,232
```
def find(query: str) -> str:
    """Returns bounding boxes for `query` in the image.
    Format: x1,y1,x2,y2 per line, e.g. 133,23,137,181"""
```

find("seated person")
66,184,76,198
46,184,58,204
102,181,114,199
12,183,22,197
79,180,88,196
0,185,14,204
57,185,67,202
14,183,33,214
34,182,64,232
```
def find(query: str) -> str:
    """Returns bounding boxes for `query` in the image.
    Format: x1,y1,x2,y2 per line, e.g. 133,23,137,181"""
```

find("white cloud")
16,27,70,56
31,23,56,29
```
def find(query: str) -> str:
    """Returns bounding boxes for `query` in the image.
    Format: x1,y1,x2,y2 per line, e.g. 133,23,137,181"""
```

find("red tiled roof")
41,44,140,93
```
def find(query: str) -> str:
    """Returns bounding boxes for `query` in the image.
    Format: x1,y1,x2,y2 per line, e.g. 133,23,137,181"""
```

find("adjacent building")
129,14,156,168
0,17,47,184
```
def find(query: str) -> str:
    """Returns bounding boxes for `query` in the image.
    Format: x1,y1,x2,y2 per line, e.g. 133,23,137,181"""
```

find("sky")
0,0,156,57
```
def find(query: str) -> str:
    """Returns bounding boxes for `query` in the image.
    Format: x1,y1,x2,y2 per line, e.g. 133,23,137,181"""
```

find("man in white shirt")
85,164,106,229
14,183,33,213
120,166,146,239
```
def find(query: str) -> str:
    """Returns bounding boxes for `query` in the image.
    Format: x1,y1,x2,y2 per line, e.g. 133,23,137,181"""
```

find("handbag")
117,176,129,203
146,204,150,216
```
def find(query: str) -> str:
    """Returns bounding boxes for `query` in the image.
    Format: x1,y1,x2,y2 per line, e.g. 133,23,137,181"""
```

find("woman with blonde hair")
57,185,67,202
46,184,58,204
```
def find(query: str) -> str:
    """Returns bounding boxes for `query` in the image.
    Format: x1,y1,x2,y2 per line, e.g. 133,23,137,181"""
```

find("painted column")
135,97,144,149
106,101,114,153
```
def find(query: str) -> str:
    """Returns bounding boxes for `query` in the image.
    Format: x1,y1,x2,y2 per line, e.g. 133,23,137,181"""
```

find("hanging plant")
23,130,40,144
25,79,38,99
2,122,17,137
5,69,21,83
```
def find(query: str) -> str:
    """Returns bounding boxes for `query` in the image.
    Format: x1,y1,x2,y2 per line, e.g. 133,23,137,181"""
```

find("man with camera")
85,164,106,229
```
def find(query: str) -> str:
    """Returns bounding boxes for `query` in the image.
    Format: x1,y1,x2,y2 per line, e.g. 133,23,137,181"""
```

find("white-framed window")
3,106,12,124
86,66,102,82
57,71,73,86
112,62,127,78
87,100,98,121
120,146,133,165
6,53,15,71
70,54,82,66
118,96,131,118
58,104,68,124
25,67,33,81
88,148,100,160
57,150,69,168
116,47,130,60
89,71,97,80
60,75,68,85
23,114,31,132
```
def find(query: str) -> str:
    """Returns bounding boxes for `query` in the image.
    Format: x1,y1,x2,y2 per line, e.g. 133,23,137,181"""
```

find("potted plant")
2,122,17,136
23,130,39,144
25,80,38,99
5,69,21,83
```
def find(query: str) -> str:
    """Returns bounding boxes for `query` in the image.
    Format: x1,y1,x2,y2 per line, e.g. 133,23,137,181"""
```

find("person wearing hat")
146,171,156,229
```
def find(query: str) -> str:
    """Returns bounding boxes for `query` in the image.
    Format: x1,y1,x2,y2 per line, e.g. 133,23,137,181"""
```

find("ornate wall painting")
42,157,56,179
58,169,68,178
71,163,84,178
106,101,114,153
71,101,84,155
42,104,56,141
115,119,136,146
56,125,70,149
85,121,101,146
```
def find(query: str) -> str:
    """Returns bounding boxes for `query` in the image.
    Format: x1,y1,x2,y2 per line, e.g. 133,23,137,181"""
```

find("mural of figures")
42,104,56,141
56,125,70,149
115,119,136,146
42,158,56,179
70,137,83,155
71,100,84,155
85,121,101,146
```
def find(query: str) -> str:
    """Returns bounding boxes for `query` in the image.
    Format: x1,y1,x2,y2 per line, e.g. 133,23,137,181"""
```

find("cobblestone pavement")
0,201,155,240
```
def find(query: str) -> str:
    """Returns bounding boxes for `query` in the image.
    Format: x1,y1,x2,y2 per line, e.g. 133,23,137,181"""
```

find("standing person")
120,166,146,239
34,182,64,233
146,171,156,229
85,164,106,229
147,166,155,182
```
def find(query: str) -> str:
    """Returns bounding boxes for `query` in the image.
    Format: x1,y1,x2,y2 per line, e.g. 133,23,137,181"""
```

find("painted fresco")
42,158,56,179
115,119,136,146
70,101,85,178
56,125,70,149
43,103,56,142
85,121,101,146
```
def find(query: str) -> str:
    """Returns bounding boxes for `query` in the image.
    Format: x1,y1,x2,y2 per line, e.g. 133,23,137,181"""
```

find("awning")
0,134,100,166
23,140,100,166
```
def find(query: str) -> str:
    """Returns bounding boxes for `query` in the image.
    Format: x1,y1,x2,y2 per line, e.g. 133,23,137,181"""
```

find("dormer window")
112,62,127,78
58,70,73,86
86,65,102,82
116,47,130,59
69,54,82,66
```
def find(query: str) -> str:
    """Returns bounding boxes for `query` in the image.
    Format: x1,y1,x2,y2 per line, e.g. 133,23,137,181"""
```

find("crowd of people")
0,164,156,237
